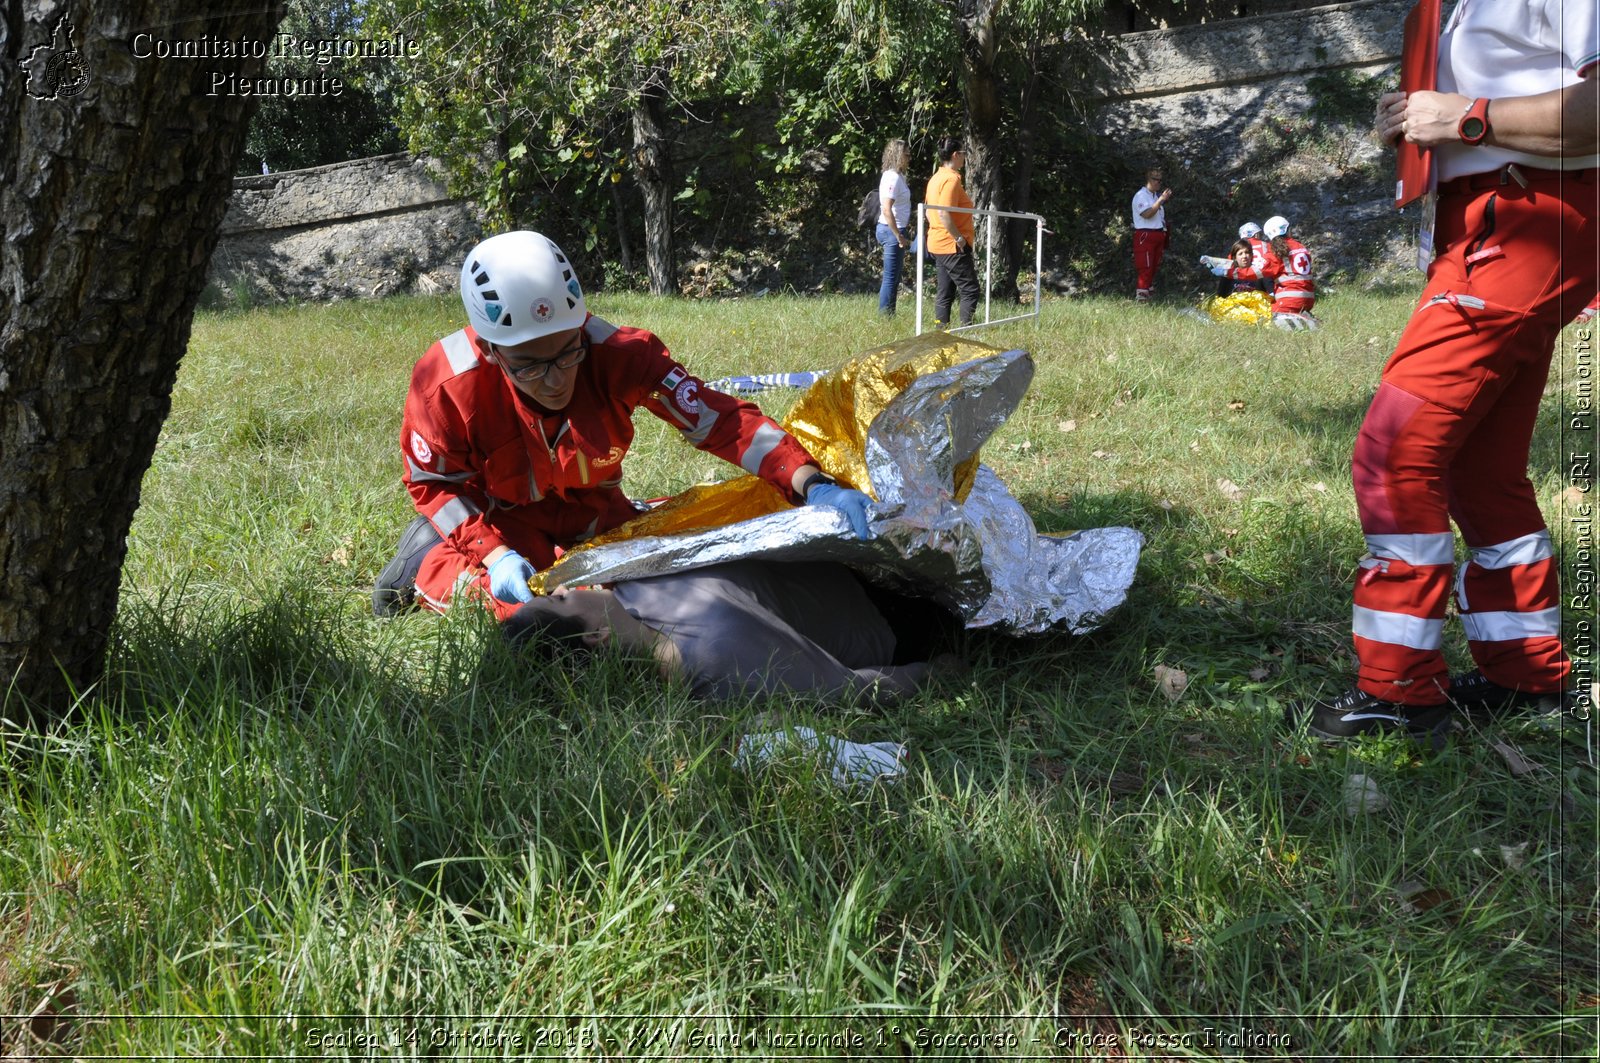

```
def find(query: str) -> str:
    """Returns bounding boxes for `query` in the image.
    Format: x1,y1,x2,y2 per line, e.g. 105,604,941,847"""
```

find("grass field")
2,284,1596,1059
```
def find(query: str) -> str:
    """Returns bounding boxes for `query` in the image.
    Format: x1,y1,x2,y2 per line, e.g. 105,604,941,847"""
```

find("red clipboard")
1394,0,1441,208
1395,0,1446,209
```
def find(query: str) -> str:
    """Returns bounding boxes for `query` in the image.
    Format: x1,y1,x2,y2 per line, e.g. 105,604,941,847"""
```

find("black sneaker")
1446,669,1565,719
372,515,442,617
1285,686,1452,741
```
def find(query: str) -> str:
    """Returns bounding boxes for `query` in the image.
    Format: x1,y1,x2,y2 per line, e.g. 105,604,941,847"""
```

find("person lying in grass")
504,560,961,703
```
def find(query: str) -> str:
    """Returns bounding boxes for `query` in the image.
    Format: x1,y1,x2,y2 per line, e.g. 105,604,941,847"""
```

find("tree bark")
609,168,635,276
1006,39,1043,299
1,0,284,725
953,0,1017,303
630,69,675,296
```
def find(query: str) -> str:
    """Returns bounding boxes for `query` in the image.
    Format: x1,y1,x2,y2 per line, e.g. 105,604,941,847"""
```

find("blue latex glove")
806,480,874,540
1210,264,1229,277
487,550,537,604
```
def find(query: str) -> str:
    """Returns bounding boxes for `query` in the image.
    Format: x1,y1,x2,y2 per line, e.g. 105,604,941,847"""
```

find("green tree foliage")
815,0,1110,299
365,0,1135,295
368,0,760,293
239,0,402,174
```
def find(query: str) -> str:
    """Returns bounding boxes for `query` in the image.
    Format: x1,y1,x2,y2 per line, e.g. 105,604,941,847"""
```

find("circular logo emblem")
674,380,700,414
410,431,434,466
47,49,90,97
532,299,554,322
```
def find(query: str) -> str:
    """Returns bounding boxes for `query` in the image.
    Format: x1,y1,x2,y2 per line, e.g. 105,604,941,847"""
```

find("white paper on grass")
735,726,906,787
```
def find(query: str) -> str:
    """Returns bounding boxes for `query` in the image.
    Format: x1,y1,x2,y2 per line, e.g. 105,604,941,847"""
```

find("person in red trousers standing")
1289,0,1597,741
1131,167,1171,303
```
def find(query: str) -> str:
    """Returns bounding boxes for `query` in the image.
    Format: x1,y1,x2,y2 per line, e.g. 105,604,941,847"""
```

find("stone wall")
206,153,481,304
1092,0,1414,288
1103,0,1406,99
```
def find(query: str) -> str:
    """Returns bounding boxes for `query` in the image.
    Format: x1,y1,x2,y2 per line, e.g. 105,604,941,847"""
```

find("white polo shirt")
1435,0,1599,180
878,169,912,229
1131,186,1165,230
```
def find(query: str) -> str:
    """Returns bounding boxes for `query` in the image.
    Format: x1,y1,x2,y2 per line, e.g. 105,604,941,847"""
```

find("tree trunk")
0,0,284,725
954,0,1017,303
609,171,635,275
1006,41,1043,301
631,70,674,296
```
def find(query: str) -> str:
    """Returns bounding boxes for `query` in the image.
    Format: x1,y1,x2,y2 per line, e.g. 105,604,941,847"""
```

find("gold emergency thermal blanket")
533,332,1143,634
1205,290,1273,326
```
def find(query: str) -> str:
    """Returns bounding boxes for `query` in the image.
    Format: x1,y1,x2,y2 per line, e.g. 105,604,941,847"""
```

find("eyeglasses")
496,333,588,383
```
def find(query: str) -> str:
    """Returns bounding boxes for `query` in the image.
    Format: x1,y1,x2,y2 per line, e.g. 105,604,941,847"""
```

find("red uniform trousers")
1133,229,1167,295
1351,166,1597,704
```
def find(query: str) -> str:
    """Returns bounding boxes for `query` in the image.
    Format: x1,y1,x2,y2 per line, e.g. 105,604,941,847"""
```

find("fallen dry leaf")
1248,665,1271,682
1396,881,1453,915
1499,842,1530,871
1216,478,1245,501
1153,664,1189,702
1091,449,1110,459
24,981,76,1049
1029,755,1070,783
1058,419,1077,433
1107,770,1145,796
1487,736,1541,777
1158,498,1174,511
1227,400,1246,411
1189,440,1201,454
1343,773,1389,816
1203,550,1228,564
1311,481,1328,493
1562,486,1588,508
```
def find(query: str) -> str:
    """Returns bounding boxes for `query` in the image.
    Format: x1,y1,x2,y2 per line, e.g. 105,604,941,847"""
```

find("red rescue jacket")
400,315,816,569
1259,237,1315,307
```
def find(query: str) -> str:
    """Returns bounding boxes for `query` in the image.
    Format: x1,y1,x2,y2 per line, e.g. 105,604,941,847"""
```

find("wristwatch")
804,471,838,499
1458,97,1491,146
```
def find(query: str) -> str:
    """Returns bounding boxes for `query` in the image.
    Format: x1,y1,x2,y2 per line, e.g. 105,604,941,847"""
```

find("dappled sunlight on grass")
3,288,1593,1056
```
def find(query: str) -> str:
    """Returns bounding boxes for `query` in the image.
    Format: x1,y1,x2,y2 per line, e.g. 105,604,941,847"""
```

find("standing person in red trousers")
1131,167,1171,303
1289,0,1598,740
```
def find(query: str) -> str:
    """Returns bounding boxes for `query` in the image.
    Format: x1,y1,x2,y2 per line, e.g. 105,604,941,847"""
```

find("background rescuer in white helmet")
373,230,873,619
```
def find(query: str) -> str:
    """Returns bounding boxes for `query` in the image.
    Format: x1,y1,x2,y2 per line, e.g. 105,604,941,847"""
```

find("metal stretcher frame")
913,203,1048,336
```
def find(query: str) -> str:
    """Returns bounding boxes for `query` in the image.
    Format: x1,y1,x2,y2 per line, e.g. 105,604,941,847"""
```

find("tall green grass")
2,287,1595,1059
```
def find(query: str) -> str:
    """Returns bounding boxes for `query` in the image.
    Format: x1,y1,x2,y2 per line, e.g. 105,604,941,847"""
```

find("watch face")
1461,116,1487,141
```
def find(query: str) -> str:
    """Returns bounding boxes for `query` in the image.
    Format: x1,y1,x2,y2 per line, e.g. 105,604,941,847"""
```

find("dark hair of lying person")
503,599,593,658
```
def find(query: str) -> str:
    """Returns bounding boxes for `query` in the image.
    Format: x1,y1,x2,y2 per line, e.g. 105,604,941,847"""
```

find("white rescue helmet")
1238,221,1263,240
459,231,587,345
1263,216,1291,239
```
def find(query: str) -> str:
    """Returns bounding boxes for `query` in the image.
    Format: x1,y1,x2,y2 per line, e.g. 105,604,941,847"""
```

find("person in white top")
1288,0,1598,740
1130,167,1171,302
876,139,913,315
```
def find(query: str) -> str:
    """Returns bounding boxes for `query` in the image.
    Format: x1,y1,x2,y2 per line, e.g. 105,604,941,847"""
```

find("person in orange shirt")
924,136,980,329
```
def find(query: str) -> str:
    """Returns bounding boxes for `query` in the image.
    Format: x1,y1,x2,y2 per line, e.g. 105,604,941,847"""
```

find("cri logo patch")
674,380,700,414
533,298,554,321
410,431,434,466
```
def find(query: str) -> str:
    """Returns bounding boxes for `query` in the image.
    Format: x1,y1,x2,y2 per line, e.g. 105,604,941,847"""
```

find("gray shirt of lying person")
610,560,899,701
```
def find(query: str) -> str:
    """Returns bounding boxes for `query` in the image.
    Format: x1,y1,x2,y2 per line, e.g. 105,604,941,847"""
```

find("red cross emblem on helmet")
533,298,554,321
